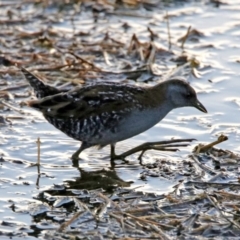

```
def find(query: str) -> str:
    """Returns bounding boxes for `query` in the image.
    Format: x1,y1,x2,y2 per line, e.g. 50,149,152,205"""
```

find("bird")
21,68,207,161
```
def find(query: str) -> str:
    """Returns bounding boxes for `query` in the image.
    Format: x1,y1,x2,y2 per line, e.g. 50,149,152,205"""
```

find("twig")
107,11,151,18
36,137,41,187
166,11,172,50
172,180,184,195
180,207,202,234
194,135,228,154
59,197,93,232
189,154,216,176
150,224,170,240
147,42,156,68
215,191,240,200
68,51,101,71
103,51,112,66
109,212,125,231
36,137,41,166
0,84,29,91
59,211,84,232
97,192,122,211
187,181,240,188
124,212,164,228
205,192,240,229
125,212,170,240
1,100,26,114
181,26,191,49
208,172,225,182
138,46,145,61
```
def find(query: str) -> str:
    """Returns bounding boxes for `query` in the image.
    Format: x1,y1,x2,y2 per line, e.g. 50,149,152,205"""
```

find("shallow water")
1,0,240,238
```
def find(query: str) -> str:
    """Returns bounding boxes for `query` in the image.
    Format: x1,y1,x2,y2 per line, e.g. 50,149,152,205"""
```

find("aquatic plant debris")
0,0,240,239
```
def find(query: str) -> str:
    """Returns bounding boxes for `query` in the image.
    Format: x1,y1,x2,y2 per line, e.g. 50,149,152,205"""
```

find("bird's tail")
21,68,61,98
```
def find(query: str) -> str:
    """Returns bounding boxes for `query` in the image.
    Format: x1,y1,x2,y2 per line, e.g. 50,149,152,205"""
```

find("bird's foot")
113,138,195,163
110,152,129,163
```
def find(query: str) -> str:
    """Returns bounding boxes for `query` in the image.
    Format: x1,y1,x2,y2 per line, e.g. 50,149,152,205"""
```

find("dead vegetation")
0,0,239,239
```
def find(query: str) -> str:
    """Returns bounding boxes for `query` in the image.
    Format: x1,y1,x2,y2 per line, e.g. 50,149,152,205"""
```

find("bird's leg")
71,147,83,161
110,143,116,159
110,143,129,163
113,139,196,161
71,142,90,162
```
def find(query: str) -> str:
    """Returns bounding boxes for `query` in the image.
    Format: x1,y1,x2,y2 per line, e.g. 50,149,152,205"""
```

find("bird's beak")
194,99,207,113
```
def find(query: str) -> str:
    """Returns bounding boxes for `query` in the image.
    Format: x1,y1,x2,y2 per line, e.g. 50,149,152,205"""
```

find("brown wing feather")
27,83,146,119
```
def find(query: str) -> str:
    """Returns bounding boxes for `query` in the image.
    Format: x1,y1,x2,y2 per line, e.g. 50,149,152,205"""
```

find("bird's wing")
27,83,146,119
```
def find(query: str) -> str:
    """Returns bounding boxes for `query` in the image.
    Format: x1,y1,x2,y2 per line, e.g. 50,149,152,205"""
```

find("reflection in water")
66,165,132,193
34,156,133,193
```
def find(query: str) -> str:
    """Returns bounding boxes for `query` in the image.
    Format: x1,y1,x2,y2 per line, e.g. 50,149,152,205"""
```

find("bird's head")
165,78,207,113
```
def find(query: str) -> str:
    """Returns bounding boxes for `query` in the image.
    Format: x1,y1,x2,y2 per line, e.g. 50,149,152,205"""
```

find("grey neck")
154,99,175,123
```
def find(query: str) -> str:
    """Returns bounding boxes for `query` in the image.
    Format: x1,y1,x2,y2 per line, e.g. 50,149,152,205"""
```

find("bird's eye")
186,92,192,98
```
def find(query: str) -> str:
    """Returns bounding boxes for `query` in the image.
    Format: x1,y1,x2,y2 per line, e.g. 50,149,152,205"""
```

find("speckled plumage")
22,68,207,160
21,68,65,98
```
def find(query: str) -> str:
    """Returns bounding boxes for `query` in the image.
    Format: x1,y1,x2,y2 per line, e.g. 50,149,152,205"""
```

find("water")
1,0,240,237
